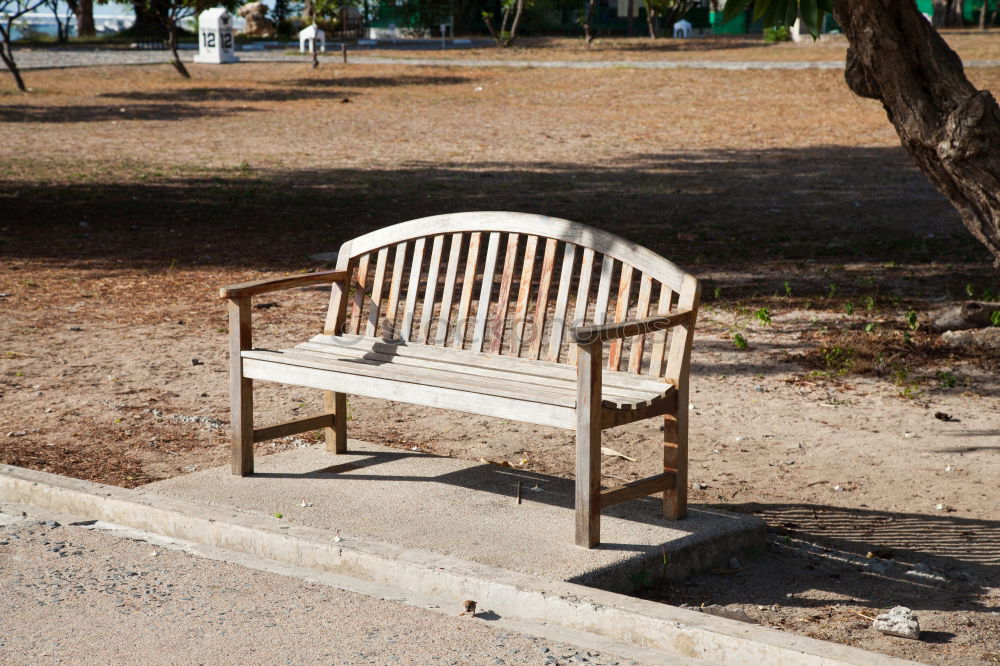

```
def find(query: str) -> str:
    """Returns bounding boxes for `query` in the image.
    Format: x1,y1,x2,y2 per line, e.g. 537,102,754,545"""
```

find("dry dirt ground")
1,34,999,664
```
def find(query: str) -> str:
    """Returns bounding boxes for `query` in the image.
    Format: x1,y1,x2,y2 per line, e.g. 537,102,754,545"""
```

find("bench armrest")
569,310,694,344
219,270,348,299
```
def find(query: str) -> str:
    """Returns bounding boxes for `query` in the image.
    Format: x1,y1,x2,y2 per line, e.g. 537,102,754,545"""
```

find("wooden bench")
220,212,701,547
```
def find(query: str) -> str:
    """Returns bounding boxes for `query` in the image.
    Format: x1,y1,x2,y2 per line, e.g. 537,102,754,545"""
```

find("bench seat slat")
242,356,577,430
292,340,659,404
248,347,580,406
306,334,670,395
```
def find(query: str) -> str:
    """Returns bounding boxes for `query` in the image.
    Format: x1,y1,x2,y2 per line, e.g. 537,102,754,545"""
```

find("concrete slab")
143,440,764,592
0,462,921,665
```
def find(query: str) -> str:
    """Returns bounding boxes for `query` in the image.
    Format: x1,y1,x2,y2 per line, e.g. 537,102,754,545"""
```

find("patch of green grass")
754,307,772,326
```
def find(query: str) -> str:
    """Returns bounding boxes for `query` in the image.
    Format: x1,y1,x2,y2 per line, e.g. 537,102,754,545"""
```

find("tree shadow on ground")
3,145,991,299
285,74,473,88
0,102,255,122
659,502,1000,614
100,87,352,103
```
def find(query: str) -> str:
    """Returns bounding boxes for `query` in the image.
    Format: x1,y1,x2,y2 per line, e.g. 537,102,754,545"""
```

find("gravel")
0,514,642,665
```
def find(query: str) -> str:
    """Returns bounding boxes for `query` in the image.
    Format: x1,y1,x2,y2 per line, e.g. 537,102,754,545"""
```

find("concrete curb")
0,464,923,666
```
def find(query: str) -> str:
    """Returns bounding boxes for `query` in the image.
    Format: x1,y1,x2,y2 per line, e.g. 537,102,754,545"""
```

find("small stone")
754,385,764,392
872,606,920,639
735,436,746,442
728,556,741,570
68,326,82,331
191,359,203,366
832,485,844,491
692,482,708,490
903,432,916,438
944,465,954,472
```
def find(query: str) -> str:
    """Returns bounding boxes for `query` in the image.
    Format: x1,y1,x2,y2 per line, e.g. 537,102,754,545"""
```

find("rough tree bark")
75,0,96,37
833,0,1000,268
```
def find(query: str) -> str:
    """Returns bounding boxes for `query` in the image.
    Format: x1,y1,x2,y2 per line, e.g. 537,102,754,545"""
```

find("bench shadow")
252,447,720,553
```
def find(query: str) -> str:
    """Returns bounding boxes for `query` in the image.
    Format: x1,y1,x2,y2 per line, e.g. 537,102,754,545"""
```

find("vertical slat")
575,339,602,548
349,253,371,335
593,255,615,325
664,275,701,520
454,232,482,347
471,232,501,352
649,283,674,377
627,273,653,373
607,264,634,371
401,237,425,341
365,247,389,337
324,258,353,336
489,233,519,354
568,248,595,365
229,297,254,476
435,233,464,346
418,235,445,344
527,238,558,360
546,243,577,363
384,241,408,338
510,235,538,357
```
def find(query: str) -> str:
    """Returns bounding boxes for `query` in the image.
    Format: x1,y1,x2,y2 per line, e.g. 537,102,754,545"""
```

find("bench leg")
324,391,348,454
575,341,602,548
663,411,688,520
229,297,254,476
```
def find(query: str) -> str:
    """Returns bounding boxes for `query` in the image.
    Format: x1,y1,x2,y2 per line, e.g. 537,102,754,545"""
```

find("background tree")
1,0,46,91
43,0,74,40
75,0,95,36
136,0,237,78
580,0,597,43
483,0,527,46
724,0,1000,267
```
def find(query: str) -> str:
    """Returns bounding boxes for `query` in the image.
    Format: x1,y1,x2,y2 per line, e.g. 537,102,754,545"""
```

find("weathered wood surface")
220,269,347,299
225,212,702,547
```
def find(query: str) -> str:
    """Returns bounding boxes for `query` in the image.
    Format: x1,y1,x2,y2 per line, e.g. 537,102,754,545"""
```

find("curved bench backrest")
327,212,699,379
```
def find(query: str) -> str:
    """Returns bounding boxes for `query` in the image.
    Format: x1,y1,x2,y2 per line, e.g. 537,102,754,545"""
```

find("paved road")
0,509,641,666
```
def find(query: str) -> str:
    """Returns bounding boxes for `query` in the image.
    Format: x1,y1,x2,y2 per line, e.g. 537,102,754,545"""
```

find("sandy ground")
1,41,999,664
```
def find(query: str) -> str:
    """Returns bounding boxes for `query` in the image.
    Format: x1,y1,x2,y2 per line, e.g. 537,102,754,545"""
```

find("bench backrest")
326,212,700,381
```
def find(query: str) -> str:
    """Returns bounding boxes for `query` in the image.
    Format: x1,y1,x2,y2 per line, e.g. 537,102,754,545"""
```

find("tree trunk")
167,21,190,78
833,0,1000,267
643,0,656,38
506,0,526,46
980,0,988,28
627,0,635,35
583,0,597,44
76,0,95,37
0,34,28,92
